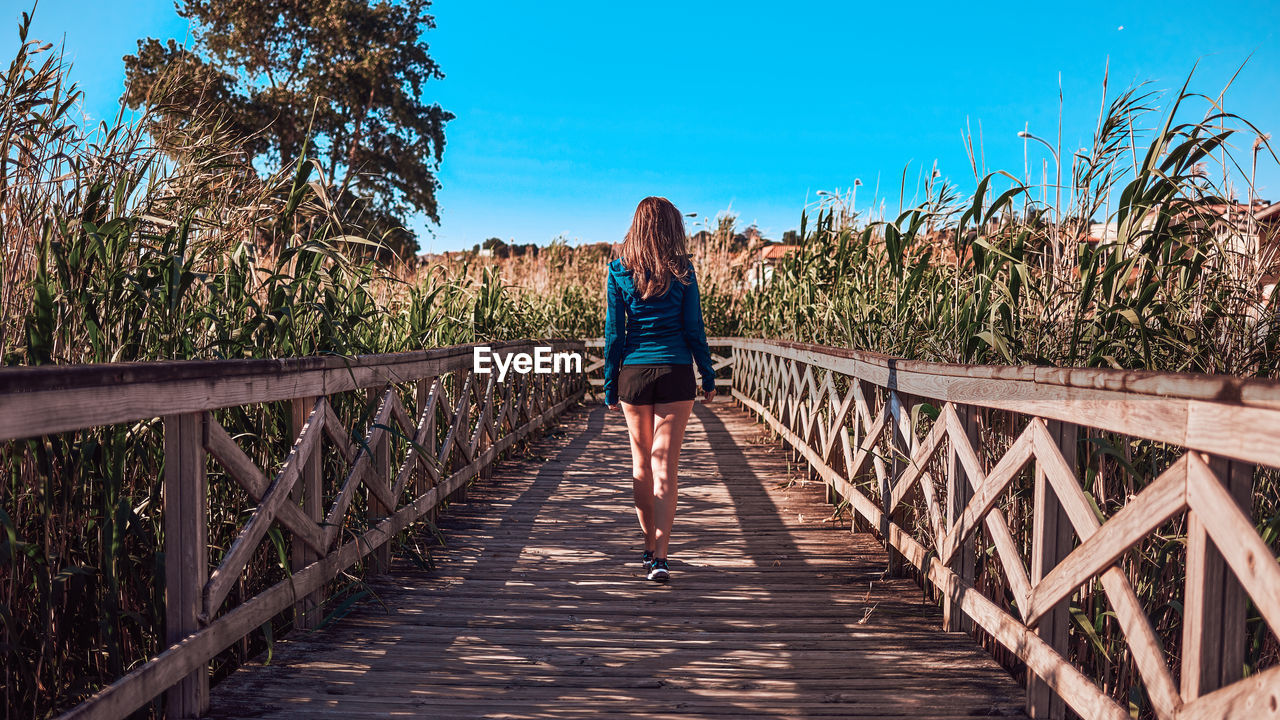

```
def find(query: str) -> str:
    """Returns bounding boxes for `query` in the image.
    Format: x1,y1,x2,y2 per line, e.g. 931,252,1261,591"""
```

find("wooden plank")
725,337,1280,409
202,419,326,556
367,388,393,574
202,408,324,619
937,415,1033,574
437,372,473,472
1173,664,1280,720
321,398,396,549
722,338,1280,467
1024,456,1187,624
883,391,908,576
943,404,977,634
1186,453,1280,639
202,402,1027,720
1027,420,1076,719
0,339,585,441
924,558,1129,720
1181,454,1253,701
319,401,356,465
1032,422,1182,719
736,385,1130,720
53,386,584,720
290,397,324,630
10,335,1280,461
162,413,209,718
887,408,948,510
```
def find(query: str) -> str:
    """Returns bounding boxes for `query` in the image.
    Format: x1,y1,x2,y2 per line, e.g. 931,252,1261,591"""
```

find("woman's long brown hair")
620,196,692,300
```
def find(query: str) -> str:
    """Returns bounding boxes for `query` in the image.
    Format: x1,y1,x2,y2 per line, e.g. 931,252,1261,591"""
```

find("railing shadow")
206,401,1024,718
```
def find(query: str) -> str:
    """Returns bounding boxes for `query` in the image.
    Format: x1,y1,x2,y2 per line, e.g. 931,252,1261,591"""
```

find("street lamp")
1017,128,1060,221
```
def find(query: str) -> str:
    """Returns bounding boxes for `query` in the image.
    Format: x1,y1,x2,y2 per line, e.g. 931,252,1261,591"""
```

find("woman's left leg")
650,399,694,561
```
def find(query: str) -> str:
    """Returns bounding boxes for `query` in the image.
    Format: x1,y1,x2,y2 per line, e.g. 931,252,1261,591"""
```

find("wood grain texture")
162,413,209,718
0,339,585,441
206,403,1028,720
729,342,1280,720
54,363,584,720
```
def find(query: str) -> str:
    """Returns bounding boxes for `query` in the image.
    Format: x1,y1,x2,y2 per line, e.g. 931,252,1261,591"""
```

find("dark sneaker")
647,558,670,583
641,550,655,570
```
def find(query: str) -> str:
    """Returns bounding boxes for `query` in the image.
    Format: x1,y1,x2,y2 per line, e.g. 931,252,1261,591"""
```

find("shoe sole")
648,571,670,583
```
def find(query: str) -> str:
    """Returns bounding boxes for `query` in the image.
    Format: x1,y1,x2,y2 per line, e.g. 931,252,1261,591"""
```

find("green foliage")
738,81,1278,378
122,0,452,259
5,7,1280,719
0,16,539,717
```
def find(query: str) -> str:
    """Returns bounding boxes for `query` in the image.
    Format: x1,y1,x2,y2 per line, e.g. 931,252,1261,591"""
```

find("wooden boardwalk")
207,401,1027,719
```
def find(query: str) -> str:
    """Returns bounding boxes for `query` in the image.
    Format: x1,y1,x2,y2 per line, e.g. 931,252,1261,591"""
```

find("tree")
123,0,452,259
481,237,510,258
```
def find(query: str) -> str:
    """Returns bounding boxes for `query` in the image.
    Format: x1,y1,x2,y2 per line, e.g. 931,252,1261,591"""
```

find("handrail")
15,336,1280,719
0,339,579,441
720,337,1280,720
579,337,736,401
3,340,586,720
730,338,1280,467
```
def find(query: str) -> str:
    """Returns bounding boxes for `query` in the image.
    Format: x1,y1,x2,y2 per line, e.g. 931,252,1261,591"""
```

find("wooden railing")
0,340,586,720
580,337,736,400
15,335,1280,720
724,337,1280,720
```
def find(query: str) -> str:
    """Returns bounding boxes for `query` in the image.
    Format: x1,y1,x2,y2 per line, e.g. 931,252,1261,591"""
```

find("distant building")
1250,201,1280,298
748,244,801,289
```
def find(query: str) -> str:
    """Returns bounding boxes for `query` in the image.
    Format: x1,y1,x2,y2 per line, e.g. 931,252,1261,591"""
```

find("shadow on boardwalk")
208,401,1026,719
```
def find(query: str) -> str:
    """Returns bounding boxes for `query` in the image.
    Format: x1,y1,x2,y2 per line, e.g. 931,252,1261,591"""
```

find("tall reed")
0,17,561,718
5,7,1279,718
732,73,1279,717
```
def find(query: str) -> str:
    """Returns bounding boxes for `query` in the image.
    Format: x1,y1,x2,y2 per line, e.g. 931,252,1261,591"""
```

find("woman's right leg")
620,401,656,551
650,399,694,560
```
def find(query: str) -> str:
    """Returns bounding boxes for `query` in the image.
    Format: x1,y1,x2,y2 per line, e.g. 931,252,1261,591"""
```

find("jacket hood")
610,256,700,285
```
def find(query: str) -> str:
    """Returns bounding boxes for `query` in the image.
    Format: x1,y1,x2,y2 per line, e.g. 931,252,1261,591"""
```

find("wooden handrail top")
586,336,1280,410
0,339,584,442
724,338,1280,468
730,338,1280,410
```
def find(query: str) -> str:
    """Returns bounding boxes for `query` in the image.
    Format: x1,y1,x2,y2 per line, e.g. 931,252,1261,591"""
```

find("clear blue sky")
8,0,1280,252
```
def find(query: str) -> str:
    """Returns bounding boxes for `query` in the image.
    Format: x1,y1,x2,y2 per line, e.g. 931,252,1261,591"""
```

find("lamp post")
1017,128,1060,221
1019,128,1064,267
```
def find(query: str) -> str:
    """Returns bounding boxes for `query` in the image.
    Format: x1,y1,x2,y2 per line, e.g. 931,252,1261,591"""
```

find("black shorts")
618,364,696,405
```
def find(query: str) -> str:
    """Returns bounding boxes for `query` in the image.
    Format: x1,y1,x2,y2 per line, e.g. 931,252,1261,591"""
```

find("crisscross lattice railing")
0,340,585,720
726,337,1280,720
580,337,736,401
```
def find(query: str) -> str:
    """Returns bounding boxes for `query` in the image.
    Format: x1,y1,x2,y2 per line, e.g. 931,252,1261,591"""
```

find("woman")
603,196,717,583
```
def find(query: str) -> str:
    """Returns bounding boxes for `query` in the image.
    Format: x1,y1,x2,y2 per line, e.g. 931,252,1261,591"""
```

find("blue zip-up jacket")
602,257,716,405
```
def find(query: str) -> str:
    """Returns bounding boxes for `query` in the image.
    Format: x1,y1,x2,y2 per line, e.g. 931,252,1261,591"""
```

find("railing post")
1027,419,1076,718
162,412,209,718
289,397,323,629
944,404,978,634
1181,456,1253,700
415,378,433,501
449,368,470,495
732,343,742,399
366,388,391,574
885,391,911,577
479,375,495,482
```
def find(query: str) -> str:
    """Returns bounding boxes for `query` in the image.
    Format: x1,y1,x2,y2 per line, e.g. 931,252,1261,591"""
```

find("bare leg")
650,399,694,559
621,402,656,551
